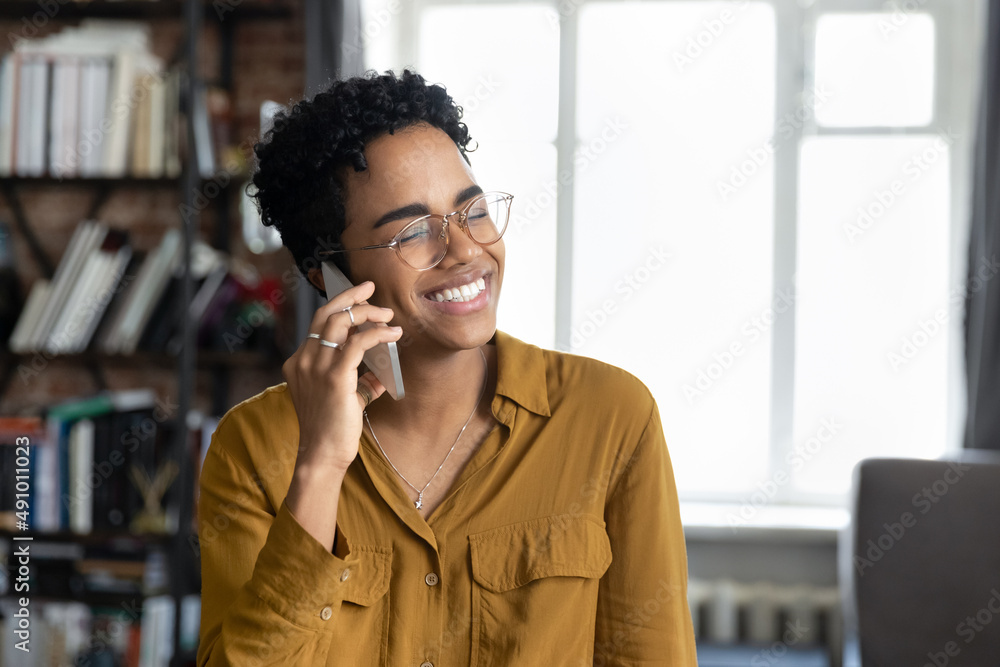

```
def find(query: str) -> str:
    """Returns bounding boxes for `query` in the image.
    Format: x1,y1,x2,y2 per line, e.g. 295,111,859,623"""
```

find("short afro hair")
250,69,474,285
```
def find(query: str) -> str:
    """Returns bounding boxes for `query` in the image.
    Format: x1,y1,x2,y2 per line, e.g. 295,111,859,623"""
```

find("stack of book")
9,222,178,355
0,395,222,539
8,221,282,358
0,594,196,667
0,389,177,534
0,20,187,179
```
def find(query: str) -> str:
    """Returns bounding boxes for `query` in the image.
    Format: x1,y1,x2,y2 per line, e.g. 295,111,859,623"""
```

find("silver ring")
306,333,321,340
357,383,373,407
343,306,356,326
319,339,342,349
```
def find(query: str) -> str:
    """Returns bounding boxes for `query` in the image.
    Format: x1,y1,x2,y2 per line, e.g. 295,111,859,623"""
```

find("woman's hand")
282,280,403,473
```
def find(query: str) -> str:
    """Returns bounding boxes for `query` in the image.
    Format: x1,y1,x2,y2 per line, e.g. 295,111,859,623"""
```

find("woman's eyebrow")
454,184,483,205
372,203,429,229
371,185,485,229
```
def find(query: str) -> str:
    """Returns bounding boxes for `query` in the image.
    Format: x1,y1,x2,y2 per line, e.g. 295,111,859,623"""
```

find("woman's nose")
440,218,482,265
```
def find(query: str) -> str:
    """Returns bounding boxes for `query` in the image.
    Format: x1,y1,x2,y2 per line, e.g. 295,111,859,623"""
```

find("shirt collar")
492,330,551,417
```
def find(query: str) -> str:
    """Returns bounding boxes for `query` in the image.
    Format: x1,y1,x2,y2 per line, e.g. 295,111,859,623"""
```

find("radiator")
688,579,842,654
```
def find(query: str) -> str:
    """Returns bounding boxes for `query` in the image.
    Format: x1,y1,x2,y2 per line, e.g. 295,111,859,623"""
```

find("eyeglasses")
320,191,513,271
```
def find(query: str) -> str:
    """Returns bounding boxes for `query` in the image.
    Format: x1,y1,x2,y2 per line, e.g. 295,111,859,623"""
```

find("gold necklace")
363,347,488,510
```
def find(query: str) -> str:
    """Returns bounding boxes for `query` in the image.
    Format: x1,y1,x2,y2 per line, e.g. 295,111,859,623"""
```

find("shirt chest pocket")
468,515,612,667
331,547,391,667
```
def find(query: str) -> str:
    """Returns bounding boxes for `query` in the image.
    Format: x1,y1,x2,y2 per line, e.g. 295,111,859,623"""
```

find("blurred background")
0,0,996,665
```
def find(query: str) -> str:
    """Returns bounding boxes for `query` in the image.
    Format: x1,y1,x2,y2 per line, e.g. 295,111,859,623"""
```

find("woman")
197,70,697,666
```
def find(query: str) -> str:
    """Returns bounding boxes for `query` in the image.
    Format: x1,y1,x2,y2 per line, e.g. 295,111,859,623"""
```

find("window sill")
680,501,849,544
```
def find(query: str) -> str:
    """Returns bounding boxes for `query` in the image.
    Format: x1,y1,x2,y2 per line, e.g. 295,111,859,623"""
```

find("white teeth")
429,278,486,303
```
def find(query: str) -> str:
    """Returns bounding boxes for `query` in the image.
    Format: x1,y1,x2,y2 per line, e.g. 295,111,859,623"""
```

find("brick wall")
0,1,309,415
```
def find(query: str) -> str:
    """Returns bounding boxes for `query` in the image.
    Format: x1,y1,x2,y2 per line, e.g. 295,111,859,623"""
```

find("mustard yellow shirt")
197,330,697,666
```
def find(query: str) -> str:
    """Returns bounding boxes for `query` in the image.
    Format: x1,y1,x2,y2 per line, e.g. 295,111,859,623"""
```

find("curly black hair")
250,69,474,286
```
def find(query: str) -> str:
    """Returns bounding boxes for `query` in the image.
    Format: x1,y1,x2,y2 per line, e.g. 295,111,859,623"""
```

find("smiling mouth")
425,277,487,303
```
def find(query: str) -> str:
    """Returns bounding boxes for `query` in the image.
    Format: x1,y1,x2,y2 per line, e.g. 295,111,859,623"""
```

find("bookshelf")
0,1,290,20
0,1,299,665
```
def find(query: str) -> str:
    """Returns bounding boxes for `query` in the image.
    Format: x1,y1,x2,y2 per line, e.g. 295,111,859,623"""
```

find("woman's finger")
302,280,375,344
327,324,403,373
319,303,394,336
357,370,386,408
322,279,377,314
307,304,395,363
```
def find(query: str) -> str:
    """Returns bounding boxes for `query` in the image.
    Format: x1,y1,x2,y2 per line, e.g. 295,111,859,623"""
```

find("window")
360,0,983,513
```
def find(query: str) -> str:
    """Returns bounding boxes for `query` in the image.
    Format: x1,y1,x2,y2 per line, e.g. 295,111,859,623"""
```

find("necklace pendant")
415,492,423,509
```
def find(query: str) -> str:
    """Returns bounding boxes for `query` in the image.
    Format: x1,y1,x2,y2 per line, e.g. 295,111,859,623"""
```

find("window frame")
365,0,983,510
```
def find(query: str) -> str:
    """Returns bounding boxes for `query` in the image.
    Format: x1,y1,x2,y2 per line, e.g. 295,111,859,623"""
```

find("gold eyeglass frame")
318,191,514,271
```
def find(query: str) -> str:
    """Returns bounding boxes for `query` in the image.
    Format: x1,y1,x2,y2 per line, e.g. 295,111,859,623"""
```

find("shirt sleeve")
196,419,358,666
595,398,699,666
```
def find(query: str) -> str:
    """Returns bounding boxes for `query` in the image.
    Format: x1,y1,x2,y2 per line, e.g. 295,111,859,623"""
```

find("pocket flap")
341,547,392,606
469,515,612,593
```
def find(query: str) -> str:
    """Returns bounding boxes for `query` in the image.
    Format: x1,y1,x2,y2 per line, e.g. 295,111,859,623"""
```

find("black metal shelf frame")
0,2,295,665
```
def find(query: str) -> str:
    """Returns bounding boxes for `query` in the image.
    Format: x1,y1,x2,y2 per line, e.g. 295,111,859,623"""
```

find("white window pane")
418,5,559,142
415,4,560,348
795,136,951,499
814,13,935,127
479,142,558,347
577,2,776,499
358,0,405,73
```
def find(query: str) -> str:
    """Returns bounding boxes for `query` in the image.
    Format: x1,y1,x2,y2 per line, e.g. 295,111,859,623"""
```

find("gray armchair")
840,452,1000,666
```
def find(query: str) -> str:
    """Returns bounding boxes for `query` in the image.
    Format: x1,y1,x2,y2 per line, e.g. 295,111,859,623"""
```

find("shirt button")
320,606,333,621
420,662,433,667
424,572,439,586
340,568,350,582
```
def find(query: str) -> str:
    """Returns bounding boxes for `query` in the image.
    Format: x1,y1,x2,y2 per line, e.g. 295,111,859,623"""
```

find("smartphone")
321,261,405,400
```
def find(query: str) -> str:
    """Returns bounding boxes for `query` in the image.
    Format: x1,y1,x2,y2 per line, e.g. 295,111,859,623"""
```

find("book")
15,53,48,177
74,230,133,353
79,56,112,177
146,72,166,177
0,53,18,176
9,278,52,353
47,228,132,354
157,242,226,354
137,273,184,353
30,220,108,352
68,417,95,533
47,394,117,533
90,250,143,352
162,68,181,178
138,595,175,667
33,428,60,531
191,82,215,178
49,55,81,179
130,70,153,176
46,228,111,354
103,47,136,177
100,227,181,355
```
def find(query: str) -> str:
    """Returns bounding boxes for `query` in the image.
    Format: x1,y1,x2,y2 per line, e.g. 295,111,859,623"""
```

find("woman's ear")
307,267,326,293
